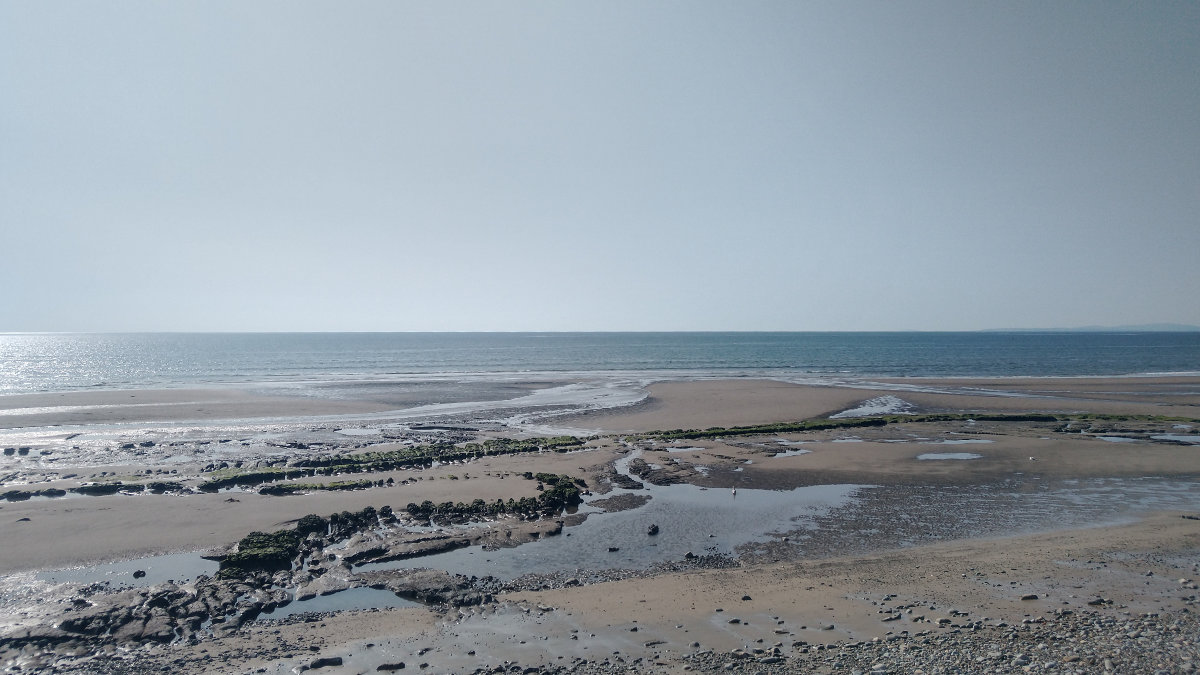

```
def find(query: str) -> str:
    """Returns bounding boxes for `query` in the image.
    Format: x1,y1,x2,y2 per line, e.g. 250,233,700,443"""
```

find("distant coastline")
982,323,1200,333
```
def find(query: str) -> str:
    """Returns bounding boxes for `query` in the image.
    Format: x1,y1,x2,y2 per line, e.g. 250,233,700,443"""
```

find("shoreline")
2,375,1199,672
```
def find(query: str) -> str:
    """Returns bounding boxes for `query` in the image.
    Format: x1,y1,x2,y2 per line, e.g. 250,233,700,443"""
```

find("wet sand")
0,448,620,573
575,375,1200,432
0,388,396,428
2,376,1199,673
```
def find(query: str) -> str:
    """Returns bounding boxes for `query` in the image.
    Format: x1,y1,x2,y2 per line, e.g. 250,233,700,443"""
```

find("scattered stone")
309,656,343,669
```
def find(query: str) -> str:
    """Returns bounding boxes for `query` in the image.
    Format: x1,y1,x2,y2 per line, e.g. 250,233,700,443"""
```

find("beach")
1,375,1199,673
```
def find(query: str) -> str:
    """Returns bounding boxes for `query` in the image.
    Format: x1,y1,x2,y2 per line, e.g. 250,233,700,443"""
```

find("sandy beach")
573,376,1200,432
2,376,1198,673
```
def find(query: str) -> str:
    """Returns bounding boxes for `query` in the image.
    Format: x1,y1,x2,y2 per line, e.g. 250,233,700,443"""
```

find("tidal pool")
335,428,382,437
787,476,1200,557
1153,434,1200,444
916,452,983,461
359,450,866,580
36,551,218,588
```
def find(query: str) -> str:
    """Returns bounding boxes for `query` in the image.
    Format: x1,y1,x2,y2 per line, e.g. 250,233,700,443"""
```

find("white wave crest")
830,395,915,418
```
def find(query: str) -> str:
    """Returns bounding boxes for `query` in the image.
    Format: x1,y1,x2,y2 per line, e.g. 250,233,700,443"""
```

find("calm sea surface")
1,332,1198,396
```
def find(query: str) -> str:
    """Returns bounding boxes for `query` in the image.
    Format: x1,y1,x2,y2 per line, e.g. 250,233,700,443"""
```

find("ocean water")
1,331,1198,396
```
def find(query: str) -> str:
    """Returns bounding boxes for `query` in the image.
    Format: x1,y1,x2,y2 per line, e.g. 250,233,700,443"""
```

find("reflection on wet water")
366,470,1200,582
360,449,866,580
35,552,218,588
916,452,982,460
1153,434,1200,444
258,587,419,620
765,475,1200,561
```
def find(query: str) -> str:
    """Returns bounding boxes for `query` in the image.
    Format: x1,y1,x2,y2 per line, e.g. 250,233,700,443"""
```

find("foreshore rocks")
669,609,1200,675
3,582,214,652
626,458,690,486
357,569,495,606
342,535,471,567
587,493,651,513
0,506,577,660
604,468,644,491
3,482,189,502
20,603,1200,675
2,488,67,501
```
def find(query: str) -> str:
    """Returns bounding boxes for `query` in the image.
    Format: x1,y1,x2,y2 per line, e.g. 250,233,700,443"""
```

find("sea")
2,331,1198,396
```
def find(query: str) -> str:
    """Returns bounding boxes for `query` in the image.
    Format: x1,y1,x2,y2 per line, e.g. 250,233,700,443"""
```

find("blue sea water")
1,332,1198,396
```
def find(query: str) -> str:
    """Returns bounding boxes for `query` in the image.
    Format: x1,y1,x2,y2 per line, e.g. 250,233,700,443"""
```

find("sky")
2,2,1198,332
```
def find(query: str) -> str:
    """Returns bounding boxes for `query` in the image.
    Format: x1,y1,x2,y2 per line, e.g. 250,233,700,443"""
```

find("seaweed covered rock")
71,482,139,496
217,530,301,579
145,481,185,493
295,513,328,535
536,474,583,511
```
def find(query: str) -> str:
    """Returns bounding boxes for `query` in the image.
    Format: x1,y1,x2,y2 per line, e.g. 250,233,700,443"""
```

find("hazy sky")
3,2,1198,331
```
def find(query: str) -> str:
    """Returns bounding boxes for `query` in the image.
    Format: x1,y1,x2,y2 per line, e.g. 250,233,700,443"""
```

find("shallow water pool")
36,551,218,588
359,450,866,580
258,586,420,620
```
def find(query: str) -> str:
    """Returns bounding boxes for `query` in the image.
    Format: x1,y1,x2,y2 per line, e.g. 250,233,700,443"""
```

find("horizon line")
3,326,1199,336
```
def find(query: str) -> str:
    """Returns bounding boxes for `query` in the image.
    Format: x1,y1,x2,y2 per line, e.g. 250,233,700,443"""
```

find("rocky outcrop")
0,504,556,656
51,585,195,645
342,534,470,567
2,488,67,501
606,470,644,490
356,569,494,606
588,493,651,513
218,530,302,579
627,458,690,486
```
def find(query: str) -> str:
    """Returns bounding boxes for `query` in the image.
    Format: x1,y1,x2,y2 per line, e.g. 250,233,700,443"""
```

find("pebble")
658,609,1200,675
